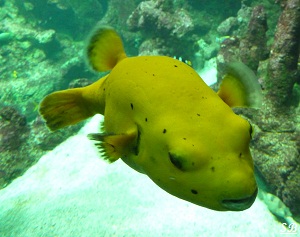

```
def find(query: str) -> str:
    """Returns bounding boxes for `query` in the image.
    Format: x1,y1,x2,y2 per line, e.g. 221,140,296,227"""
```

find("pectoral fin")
88,130,137,162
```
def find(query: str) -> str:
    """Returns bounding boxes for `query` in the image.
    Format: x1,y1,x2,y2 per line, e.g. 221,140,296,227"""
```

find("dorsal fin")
217,62,262,108
86,26,127,72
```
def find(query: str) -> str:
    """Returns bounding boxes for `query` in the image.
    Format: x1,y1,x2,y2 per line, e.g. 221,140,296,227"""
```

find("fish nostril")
221,188,258,211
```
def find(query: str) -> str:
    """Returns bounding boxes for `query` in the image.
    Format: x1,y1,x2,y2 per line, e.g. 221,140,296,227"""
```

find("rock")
217,17,238,35
0,106,28,151
265,0,300,107
239,5,269,71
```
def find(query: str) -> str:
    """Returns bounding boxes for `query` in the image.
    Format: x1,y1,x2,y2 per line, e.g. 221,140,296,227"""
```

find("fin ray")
88,131,137,163
39,88,94,131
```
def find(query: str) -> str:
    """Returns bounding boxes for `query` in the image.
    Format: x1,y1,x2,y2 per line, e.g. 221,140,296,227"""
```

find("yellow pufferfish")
39,26,262,211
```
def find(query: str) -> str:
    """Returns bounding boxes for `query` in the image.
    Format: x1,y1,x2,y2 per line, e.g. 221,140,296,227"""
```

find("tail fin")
217,62,262,108
86,26,127,72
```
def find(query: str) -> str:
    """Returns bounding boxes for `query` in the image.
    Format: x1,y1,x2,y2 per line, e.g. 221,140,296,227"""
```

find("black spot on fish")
174,65,178,67
211,166,215,172
103,88,106,91
163,129,167,134
183,138,187,140
191,189,198,195
145,118,148,122
239,153,242,158
197,113,200,116
153,74,155,76
130,103,134,110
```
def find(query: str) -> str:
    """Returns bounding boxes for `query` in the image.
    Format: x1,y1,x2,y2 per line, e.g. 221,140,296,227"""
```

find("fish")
173,56,192,67
215,35,231,44
39,26,262,211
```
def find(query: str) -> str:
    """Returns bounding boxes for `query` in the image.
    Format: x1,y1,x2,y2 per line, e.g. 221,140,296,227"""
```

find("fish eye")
168,152,184,170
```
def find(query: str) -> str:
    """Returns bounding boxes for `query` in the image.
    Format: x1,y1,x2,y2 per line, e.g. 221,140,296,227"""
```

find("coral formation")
265,0,300,107
239,5,269,71
0,106,28,152
127,0,197,58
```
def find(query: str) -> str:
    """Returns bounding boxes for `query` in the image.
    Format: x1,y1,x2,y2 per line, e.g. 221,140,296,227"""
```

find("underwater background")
0,0,299,236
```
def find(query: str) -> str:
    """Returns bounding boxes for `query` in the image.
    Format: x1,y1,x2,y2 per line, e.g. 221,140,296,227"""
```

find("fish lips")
221,188,258,211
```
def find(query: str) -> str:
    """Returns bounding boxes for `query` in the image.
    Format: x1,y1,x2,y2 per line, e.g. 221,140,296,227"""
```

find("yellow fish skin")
39,26,261,211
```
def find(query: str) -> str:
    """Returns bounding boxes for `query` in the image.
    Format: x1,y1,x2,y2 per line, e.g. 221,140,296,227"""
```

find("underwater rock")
216,5,268,79
127,0,194,39
0,106,30,188
127,0,199,65
217,17,238,35
138,38,169,56
265,0,300,107
239,5,269,71
0,106,27,151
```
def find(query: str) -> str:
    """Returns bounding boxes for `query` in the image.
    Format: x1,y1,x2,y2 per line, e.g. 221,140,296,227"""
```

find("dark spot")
239,153,242,158
192,162,195,166
145,118,148,122
163,129,167,134
174,65,178,67
211,166,215,172
191,189,198,195
183,138,187,140
152,74,155,76
103,88,106,91
130,103,134,110
197,113,200,116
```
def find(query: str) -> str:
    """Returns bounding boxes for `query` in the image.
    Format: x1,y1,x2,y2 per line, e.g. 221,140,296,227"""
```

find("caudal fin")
217,62,262,108
39,88,95,131
86,26,127,72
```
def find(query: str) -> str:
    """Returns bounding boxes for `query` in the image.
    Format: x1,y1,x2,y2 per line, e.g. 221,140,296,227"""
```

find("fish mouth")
221,188,258,211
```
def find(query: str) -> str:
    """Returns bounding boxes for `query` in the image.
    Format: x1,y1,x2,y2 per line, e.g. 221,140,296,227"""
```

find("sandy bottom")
0,115,283,237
